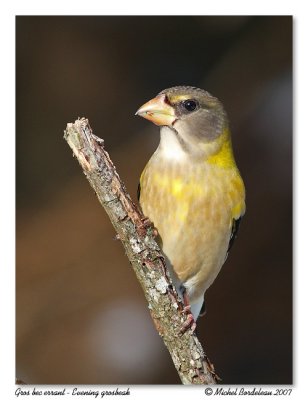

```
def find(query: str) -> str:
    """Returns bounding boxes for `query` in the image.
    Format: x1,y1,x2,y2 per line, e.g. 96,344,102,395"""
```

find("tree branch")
64,118,218,385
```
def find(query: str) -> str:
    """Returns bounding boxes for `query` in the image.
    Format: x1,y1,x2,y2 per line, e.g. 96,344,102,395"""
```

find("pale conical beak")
135,94,176,126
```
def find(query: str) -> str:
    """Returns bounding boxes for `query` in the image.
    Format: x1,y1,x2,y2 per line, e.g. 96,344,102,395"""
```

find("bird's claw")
181,304,191,314
141,217,158,237
179,313,197,335
179,302,196,334
178,286,197,334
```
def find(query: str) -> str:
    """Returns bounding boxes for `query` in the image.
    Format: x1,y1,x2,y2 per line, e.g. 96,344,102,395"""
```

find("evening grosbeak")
136,86,245,326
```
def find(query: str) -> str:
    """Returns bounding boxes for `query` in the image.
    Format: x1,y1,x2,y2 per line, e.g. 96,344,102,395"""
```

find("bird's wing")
227,216,242,254
137,182,141,201
200,217,243,319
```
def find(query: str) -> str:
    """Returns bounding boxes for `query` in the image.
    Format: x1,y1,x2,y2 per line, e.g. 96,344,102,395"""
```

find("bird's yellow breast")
139,155,245,300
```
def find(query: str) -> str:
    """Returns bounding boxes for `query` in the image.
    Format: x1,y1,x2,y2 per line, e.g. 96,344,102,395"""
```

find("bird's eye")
183,99,197,112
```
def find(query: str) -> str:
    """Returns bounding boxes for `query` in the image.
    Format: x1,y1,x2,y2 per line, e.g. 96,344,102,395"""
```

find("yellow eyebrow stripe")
169,94,191,102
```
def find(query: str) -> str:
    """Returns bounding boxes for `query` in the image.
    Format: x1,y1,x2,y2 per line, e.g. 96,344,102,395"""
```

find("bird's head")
136,86,229,157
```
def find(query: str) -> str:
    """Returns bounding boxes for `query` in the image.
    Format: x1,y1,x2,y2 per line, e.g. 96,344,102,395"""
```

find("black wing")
137,182,141,201
198,217,243,320
227,216,242,254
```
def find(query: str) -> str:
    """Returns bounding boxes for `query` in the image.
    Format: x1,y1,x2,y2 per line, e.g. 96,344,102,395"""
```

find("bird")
135,86,245,328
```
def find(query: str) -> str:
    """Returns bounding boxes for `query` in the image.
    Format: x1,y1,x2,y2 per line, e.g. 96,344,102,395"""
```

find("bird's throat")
157,126,188,161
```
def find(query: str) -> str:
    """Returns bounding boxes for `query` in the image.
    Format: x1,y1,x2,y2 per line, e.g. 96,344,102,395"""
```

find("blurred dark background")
16,16,292,384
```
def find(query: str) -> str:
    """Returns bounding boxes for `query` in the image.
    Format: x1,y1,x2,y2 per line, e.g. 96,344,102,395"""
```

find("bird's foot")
141,217,158,237
178,286,197,334
182,304,191,314
180,304,196,334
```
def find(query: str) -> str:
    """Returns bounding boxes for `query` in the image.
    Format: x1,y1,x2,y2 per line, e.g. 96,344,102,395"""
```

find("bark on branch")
64,118,218,385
